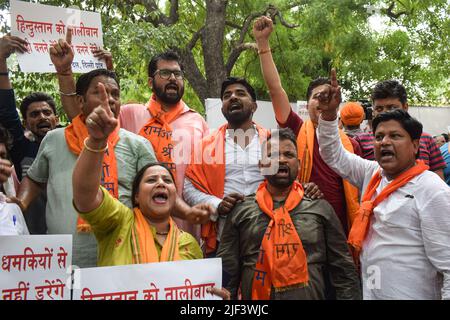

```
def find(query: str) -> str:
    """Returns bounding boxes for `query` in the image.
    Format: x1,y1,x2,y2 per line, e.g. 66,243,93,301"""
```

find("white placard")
10,0,105,73
0,235,72,300
73,258,222,300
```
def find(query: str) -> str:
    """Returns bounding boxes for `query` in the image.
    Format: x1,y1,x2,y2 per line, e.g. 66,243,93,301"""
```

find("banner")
10,0,105,73
0,235,72,300
73,258,222,300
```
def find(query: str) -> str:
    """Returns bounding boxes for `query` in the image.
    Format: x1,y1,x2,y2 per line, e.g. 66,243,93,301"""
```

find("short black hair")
131,162,176,207
306,77,330,101
262,128,297,158
441,133,449,142
220,77,256,102
372,109,422,141
76,69,120,97
273,128,297,150
0,124,13,152
20,92,57,119
371,80,408,104
148,50,183,78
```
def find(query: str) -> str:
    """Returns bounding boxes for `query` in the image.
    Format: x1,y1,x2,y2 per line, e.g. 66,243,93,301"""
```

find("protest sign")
73,258,222,300
0,235,72,300
10,0,105,73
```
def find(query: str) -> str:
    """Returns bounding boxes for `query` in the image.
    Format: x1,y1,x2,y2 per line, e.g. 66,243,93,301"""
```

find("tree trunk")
201,0,228,99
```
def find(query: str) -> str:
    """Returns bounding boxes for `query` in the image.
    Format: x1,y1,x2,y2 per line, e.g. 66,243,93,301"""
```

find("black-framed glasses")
154,69,184,80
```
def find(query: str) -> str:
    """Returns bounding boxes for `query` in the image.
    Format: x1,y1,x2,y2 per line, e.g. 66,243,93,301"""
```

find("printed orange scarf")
348,160,429,262
65,114,120,232
252,180,309,300
185,123,269,254
297,120,360,227
138,95,185,173
131,208,181,263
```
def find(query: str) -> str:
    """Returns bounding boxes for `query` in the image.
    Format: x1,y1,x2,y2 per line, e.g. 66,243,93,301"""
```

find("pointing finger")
66,27,72,45
97,82,112,116
330,68,338,88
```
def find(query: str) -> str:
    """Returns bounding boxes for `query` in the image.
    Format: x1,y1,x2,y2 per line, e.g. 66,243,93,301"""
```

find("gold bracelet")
83,137,108,153
258,48,271,55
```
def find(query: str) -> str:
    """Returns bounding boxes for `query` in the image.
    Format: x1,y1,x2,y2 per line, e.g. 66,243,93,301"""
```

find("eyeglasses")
154,69,184,80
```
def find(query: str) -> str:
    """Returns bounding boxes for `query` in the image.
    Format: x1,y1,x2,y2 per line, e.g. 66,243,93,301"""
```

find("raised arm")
92,48,114,71
317,69,378,189
253,16,292,124
49,28,80,121
0,35,28,89
72,83,117,212
0,35,29,171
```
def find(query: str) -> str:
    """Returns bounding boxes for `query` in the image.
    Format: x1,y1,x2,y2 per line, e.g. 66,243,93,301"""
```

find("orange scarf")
138,95,185,173
251,180,308,300
297,120,360,228
185,123,269,254
348,161,429,262
131,208,181,263
65,114,120,233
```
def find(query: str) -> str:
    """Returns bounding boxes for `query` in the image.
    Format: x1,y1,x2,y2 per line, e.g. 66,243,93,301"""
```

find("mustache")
165,83,179,90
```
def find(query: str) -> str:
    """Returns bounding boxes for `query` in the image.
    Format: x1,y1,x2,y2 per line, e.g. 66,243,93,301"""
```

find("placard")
0,235,72,300
10,0,105,73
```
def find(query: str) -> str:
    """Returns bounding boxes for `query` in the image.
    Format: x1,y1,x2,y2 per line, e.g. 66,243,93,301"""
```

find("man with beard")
254,16,361,236
15,68,157,268
216,128,361,300
184,78,322,256
0,35,59,234
317,70,450,299
119,51,210,238
50,38,212,240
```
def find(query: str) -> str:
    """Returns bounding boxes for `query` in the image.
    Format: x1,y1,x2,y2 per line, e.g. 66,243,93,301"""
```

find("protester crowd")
1,16,449,300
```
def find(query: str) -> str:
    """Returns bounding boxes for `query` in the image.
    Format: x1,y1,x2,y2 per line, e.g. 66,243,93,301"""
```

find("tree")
0,0,448,118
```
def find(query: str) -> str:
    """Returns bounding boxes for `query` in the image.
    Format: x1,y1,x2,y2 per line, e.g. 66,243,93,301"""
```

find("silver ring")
87,118,94,125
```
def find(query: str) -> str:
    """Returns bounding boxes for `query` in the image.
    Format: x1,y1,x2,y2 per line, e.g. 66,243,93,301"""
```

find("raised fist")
253,16,273,43
49,28,74,74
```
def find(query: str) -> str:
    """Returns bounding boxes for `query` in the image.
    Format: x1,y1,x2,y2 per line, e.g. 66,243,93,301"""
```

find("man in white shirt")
184,77,321,256
316,70,450,300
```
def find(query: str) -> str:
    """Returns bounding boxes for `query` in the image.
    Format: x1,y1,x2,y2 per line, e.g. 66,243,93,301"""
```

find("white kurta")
317,116,450,300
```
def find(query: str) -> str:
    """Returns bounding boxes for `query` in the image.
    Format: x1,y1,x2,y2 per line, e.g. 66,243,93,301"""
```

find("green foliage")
1,0,449,121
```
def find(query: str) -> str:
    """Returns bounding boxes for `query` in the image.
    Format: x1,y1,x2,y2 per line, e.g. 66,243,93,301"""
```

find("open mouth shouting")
229,101,243,113
37,121,52,132
165,84,179,94
152,190,169,205
380,149,395,162
275,165,290,178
